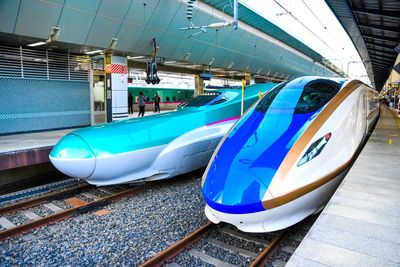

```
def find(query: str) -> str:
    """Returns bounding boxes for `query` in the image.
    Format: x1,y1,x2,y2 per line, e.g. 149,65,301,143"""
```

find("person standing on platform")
137,91,146,117
154,93,161,113
128,92,133,114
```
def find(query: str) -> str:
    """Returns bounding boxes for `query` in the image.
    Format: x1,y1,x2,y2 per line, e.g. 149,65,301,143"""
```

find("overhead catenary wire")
300,0,340,49
273,0,335,54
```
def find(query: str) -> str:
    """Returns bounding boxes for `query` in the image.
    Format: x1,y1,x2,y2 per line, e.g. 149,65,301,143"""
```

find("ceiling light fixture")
109,38,118,50
28,41,47,47
128,56,146,59
183,53,191,61
85,50,103,55
27,26,61,47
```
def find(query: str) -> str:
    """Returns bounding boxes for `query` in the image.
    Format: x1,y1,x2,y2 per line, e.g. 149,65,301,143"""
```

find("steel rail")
249,230,288,267
0,187,145,241
139,222,216,267
0,183,92,216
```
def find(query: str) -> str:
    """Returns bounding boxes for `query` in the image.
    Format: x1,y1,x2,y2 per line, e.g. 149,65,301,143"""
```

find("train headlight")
297,133,331,166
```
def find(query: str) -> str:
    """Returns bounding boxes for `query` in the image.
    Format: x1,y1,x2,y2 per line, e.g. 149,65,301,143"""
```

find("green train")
128,87,194,111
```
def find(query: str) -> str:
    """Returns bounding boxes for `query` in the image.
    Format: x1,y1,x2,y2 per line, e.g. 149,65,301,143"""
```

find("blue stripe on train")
202,108,316,214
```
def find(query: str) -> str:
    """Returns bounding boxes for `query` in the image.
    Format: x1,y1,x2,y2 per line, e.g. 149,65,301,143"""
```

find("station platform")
0,110,170,171
287,105,400,266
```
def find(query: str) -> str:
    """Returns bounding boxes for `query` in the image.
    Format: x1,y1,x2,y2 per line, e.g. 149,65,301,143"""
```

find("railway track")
139,216,315,267
0,183,147,241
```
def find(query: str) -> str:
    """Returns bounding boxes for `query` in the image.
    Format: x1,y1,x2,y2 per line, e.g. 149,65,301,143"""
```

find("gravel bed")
268,245,292,263
196,238,252,266
75,193,96,203
29,205,54,218
266,216,316,266
208,229,264,253
4,212,32,226
88,189,109,198
0,173,208,266
50,200,73,210
174,251,215,267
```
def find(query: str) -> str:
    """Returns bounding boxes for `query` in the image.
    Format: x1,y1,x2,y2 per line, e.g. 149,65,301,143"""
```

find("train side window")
172,96,176,101
166,96,170,102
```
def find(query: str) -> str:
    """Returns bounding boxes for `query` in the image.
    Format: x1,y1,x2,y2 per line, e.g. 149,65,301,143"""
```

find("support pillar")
244,72,251,86
105,54,128,121
194,75,204,97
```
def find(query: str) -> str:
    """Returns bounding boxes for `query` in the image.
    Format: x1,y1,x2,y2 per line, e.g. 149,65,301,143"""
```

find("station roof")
0,0,337,79
326,0,400,90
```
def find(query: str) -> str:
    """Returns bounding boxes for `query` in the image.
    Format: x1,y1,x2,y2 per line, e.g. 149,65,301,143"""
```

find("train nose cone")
49,134,96,179
202,166,268,214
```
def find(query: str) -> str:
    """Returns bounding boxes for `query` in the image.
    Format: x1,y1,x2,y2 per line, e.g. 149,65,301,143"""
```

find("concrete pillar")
194,75,204,97
105,55,128,121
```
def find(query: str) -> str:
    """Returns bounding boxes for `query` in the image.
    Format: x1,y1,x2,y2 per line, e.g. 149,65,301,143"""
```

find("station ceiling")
0,0,337,80
326,0,400,90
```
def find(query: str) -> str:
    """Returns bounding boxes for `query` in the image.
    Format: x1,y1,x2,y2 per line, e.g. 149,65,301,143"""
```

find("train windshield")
182,92,221,107
256,80,340,114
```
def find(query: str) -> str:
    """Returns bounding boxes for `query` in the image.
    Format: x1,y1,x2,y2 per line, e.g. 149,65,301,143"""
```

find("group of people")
128,92,161,117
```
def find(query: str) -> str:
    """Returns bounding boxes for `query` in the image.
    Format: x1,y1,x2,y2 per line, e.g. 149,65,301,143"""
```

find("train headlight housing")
297,133,331,166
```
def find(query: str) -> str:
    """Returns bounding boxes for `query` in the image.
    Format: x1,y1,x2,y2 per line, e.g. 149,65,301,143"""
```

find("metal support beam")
363,33,399,44
367,47,398,56
371,65,392,72
368,53,395,61
365,41,397,51
370,60,391,67
352,7,400,20
369,55,395,64
372,66,390,72
358,23,400,33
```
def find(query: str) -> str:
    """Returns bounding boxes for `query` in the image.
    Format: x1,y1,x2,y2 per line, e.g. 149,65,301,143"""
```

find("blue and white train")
202,76,379,232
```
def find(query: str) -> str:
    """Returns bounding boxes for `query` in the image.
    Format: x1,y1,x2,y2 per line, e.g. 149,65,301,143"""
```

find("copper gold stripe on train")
262,80,363,210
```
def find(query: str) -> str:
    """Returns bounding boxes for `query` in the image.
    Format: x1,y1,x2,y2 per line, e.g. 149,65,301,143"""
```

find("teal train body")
50,83,277,185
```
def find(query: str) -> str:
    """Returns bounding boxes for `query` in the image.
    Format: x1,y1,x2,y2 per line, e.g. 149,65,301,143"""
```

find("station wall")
0,45,91,135
0,78,90,135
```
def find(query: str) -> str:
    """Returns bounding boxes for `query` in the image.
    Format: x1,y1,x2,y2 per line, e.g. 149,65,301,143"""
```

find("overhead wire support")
180,0,238,35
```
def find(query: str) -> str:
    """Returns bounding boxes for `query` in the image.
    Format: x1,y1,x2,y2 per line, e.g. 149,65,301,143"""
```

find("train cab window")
210,98,227,105
256,82,287,113
256,80,339,114
182,92,221,107
295,81,339,113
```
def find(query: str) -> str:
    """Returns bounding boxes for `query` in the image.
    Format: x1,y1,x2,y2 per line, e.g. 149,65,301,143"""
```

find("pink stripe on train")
206,116,241,126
